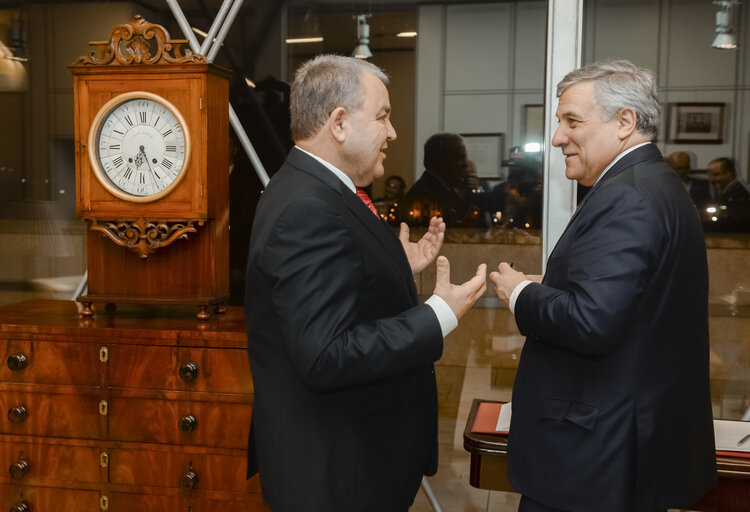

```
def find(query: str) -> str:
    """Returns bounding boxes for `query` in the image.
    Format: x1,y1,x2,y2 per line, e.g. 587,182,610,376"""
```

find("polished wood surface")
0,299,268,510
464,399,750,511
1,485,101,511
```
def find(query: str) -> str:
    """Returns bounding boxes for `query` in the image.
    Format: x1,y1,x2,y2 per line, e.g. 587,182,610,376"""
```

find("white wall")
585,0,750,175
416,0,750,180
415,2,546,179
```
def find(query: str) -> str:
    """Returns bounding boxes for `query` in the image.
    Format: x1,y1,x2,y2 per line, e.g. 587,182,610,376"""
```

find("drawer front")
0,439,101,485
109,447,255,492
0,392,104,439
1,484,101,511
108,491,269,512
1,339,103,386
109,345,253,393
108,397,251,448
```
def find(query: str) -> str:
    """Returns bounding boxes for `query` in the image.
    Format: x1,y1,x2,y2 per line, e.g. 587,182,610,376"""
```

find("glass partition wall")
1,1,748,511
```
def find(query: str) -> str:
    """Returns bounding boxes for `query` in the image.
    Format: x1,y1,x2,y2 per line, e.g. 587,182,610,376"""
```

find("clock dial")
89,92,191,202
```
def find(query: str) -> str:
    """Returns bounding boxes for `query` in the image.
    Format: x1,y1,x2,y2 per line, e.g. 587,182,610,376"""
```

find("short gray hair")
557,59,660,140
290,54,389,141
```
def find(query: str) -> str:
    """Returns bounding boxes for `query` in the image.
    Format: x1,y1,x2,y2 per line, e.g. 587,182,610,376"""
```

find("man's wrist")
425,295,458,337
509,280,533,313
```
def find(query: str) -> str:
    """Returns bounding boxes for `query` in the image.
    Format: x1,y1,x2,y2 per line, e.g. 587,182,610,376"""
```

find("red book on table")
471,402,511,434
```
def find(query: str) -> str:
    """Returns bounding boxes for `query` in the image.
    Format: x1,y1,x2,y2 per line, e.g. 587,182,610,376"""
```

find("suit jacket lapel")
286,148,418,300
548,144,663,263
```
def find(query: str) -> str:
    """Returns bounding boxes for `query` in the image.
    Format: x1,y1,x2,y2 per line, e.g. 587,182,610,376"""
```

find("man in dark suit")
490,60,716,512
244,55,487,511
398,133,489,228
667,151,710,207
706,156,750,232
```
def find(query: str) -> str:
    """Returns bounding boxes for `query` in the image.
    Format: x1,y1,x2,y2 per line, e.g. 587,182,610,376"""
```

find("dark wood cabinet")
0,300,268,510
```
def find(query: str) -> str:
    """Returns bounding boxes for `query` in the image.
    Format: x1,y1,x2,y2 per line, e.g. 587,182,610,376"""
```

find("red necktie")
356,187,380,218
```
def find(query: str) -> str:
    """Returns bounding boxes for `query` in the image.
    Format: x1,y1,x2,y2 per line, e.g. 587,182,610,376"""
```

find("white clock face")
89,92,190,202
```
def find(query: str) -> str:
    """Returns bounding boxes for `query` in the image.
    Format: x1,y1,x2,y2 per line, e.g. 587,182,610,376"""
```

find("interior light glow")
397,31,418,38
524,142,542,152
285,37,324,44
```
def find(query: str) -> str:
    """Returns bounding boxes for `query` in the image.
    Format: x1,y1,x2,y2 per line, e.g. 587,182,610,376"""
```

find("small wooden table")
463,399,750,511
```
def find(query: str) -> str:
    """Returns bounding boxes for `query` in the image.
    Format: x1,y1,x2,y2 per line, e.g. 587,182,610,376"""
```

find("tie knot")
356,188,380,218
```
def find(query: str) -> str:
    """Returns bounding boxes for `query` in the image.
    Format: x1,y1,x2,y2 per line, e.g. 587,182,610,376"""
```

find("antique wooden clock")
69,15,230,319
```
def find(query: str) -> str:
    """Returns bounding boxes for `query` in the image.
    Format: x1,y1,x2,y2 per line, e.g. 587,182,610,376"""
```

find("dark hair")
423,133,463,169
709,157,736,177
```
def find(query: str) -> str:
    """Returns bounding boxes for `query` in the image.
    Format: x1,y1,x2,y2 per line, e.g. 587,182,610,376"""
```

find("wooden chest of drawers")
0,300,268,511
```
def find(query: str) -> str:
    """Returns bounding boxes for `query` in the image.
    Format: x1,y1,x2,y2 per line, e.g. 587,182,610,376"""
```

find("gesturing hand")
399,216,445,274
489,262,528,308
433,256,487,321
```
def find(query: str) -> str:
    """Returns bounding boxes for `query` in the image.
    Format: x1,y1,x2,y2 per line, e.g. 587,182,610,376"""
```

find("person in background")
667,151,710,207
705,157,750,232
491,151,543,229
373,174,406,224
398,133,489,228
490,59,716,512
244,54,487,512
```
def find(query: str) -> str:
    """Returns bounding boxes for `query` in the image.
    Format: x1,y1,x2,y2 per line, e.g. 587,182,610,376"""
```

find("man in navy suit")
244,55,487,511
490,60,716,511
706,157,750,232
667,151,710,207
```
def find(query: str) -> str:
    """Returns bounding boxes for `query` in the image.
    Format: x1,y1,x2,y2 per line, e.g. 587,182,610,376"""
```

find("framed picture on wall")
667,103,725,144
460,133,504,178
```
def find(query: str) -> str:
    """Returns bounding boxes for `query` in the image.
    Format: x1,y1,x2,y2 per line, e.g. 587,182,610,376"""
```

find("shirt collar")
295,145,356,193
593,141,652,186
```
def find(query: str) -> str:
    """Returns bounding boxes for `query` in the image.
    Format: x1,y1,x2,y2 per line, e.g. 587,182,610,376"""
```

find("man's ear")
617,108,638,139
329,107,347,143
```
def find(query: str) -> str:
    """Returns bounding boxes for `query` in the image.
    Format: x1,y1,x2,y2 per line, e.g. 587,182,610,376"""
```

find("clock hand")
133,147,147,169
138,145,153,171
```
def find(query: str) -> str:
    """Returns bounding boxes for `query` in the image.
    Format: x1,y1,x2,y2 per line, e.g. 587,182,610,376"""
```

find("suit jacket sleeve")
515,183,663,356
259,195,443,391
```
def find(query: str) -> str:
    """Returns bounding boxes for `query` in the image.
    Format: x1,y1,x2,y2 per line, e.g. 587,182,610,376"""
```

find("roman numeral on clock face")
94,94,188,198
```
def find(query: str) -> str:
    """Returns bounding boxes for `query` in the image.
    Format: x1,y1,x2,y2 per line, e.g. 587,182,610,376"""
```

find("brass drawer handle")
177,414,198,433
9,459,30,479
7,405,28,424
7,353,28,371
178,469,199,491
178,361,199,383
10,500,30,512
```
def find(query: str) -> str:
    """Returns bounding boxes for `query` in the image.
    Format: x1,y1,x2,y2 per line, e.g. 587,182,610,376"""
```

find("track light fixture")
712,0,740,49
352,15,372,59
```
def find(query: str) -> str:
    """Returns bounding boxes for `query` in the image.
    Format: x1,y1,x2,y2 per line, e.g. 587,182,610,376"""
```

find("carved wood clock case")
69,16,230,318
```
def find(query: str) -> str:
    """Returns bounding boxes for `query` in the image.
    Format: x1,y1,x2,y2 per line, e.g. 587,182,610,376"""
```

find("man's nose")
551,125,565,147
387,120,397,141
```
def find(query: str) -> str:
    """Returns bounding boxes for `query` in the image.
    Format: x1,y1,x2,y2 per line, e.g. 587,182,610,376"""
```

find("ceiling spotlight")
352,15,372,59
712,0,740,49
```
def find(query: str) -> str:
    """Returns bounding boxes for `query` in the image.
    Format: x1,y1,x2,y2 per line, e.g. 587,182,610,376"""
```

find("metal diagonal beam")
207,0,245,63
200,0,234,56
166,0,270,187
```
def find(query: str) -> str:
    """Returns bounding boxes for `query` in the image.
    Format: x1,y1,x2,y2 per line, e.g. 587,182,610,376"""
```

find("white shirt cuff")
509,280,533,314
425,294,458,337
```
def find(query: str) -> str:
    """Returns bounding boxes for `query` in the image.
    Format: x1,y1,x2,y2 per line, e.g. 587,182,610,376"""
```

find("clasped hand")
490,262,542,308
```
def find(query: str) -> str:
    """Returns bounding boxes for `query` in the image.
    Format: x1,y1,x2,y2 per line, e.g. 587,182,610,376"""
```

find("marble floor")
409,302,522,512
